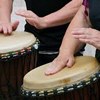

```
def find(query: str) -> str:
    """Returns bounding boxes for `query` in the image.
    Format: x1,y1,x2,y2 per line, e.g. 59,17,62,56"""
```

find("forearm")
59,5,89,55
41,0,82,28
0,0,13,22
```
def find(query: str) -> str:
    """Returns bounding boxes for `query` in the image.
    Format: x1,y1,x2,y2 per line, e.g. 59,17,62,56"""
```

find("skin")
0,0,85,75
0,0,82,34
0,0,19,34
45,4,100,75
15,0,82,29
45,5,90,75
72,28,100,50
72,6,100,50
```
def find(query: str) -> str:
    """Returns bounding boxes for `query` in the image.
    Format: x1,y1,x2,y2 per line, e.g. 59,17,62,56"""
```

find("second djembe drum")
21,56,100,100
0,31,38,100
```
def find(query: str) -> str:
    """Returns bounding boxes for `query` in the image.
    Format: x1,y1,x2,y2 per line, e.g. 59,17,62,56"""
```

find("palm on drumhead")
0,21,19,34
45,54,75,75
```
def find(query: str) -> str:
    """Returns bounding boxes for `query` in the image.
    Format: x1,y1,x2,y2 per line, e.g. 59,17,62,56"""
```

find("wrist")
59,48,74,57
0,12,11,22
0,16,11,23
39,17,48,29
59,45,75,54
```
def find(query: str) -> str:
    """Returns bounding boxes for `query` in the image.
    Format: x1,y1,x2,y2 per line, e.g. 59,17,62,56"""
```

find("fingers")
0,25,12,35
0,20,19,35
25,18,34,26
71,28,98,46
78,38,92,44
71,28,87,35
7,26,12,34
73,34,87,39
15,9,27,17
12,21,19,31
71,28,91,43
15,10,35,26
45,62,66,76
45,55,75,76
44,63,57,76
15,9,42,29
0,27,2,32
67,57,75,67
15,9,34,18
3,26,8,34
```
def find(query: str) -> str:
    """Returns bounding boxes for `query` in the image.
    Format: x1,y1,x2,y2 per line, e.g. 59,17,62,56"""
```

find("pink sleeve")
83,0,89,18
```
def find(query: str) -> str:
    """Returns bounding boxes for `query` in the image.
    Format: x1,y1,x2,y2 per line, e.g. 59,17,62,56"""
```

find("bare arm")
59,5,89,55
0,0,13,22
15,0,83,29
0,0,19,34
41,0,83,28
45,5,90,75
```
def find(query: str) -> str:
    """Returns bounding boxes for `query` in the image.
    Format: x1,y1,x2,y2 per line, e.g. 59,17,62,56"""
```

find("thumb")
67,57,75,67
12,21,19,31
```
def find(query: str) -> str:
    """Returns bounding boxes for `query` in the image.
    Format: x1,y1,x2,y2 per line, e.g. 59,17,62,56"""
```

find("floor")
12,0,96,56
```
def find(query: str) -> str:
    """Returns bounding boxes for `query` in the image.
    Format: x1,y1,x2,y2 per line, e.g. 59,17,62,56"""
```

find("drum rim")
20,70,100,98
0,39,39,60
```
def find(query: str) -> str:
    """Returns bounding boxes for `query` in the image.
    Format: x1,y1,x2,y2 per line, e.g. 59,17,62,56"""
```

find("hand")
72,28,100,50
45,52,75,75
0,21,19,35
15,9,46,29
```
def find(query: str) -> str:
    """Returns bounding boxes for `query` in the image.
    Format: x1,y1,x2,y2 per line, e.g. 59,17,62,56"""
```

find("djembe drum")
0,31,38,100
21,56,100,100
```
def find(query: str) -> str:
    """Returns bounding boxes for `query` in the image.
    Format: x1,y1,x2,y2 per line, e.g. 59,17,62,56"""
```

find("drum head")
0,31,36,53
23,56,100,91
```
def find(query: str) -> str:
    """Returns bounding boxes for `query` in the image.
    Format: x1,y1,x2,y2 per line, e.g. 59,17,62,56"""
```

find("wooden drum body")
0,32,38,100
21,56,100,100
